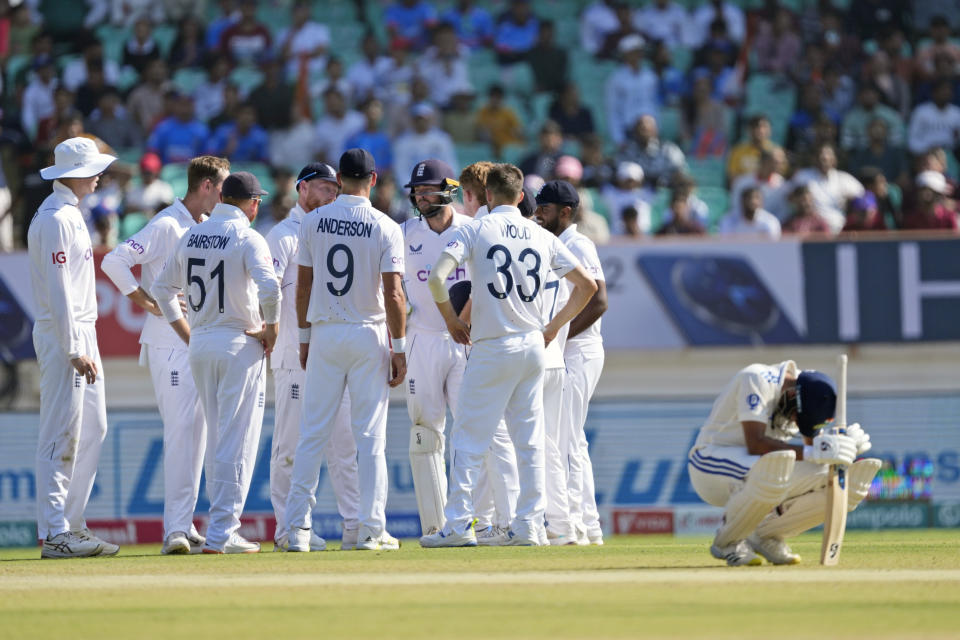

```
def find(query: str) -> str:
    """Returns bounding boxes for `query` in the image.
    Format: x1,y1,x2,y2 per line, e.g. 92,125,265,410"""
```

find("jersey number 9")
326,243,354,297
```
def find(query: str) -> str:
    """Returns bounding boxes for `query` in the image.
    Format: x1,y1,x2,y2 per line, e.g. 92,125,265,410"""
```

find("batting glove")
807,433,857,466
844,422,872,455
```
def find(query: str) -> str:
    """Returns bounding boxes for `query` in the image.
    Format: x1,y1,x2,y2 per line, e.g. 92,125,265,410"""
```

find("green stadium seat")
329,22,367,52
658,106,682,143
648,187,671,231
231,162,276,196
5,54,31,85
587,187,610,223
455,142,494,168
119,212,148,240
95,25,129,64
172,68,208,95
229,65,264,95
153,25,179,59
160,162,189,197
687,157,726,188
117,66,140,92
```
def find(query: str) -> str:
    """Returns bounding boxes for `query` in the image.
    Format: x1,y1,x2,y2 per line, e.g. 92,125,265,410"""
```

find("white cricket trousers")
445,332,546,537
473,423,520,529
272,367,359,537
189,332,266,549
287,322,390,535
34,322,107,540
405,328,466,434
145,345,206,539
542,367,572,537
563,349,603,536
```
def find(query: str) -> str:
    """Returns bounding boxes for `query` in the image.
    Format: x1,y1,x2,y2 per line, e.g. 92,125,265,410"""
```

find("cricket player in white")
688,363,880,565
265,162,361,552
285,148,407,552
102,155,230,555
421,163,597,548
29,137,120,558
400,159,471,536
153,171,280,554
535,180,608,545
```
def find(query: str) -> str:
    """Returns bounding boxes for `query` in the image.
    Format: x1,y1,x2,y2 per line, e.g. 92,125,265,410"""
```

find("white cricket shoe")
504,528,541,546
747,534,801,565
73,528,120,556
202,533,260,554
546,529,577,546
588,531,605,546
710,539,762,566
273,533,290,552
186,526,205,554
356,526,400,551
41,531,104,559
286,527,311,552
476,525,510,546
162,531,191,555
573,524,589,546
420,522,477,548
341,527,359,551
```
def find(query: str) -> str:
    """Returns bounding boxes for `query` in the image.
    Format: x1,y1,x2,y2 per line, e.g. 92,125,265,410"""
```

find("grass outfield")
1,530,958,639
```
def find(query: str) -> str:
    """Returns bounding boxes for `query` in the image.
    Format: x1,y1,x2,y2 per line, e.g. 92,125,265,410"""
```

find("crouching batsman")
688,361,880,566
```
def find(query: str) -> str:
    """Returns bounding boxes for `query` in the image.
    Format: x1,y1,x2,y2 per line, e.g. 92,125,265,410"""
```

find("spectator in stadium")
277,0,330,80
580,0,619,56
443,87,478,143
859,167,901,229
717,186,781,239
392,102,457,184
268,103,315,172
656,190,707,236
782,185,833,235
681,72,729,158
580,133,615,189
689,0,745,48
792,142,865,233
597,2,642,60
864,50,911,119
727,114,778,182
20,56,57,140
146,92,210,164
5,3,41,59
127,58,171,133
841,84,906,152
907,79,960,156
312,87,364,165
821,65,856,123
528,20,568,95
786,83,837,161
649,41,685,107
344,98,393,175
385,0,437,51
346,32,386,105
842,192,889,232
378,45,420,135
846,0,910,41
692,19,738,71
751,6,801,76
731,148,790,221
441,0,495,49
416,23,471,108
616,114,686,189
549,83,596,141
123,17,162,75
206,103,269,163
193,56,232,124
62,39,120,93
248,59,294,131
915,15,960,82
208,84,241,131
219,0,271,65
254,166,295,236
666,173,710,228
86,88,144,150
125,152,174,215
914,51,960,106
475,84,524,156
602,161,652,236
634,0,688,49
518,119,563,180
604,35,659,146
313,56,353,101
494,0,540,65
370,171,410,223
206,0,239,50
168,15,207,70
847,118,910,189
902,171,959,230
553,154,610,245
75,62,111,118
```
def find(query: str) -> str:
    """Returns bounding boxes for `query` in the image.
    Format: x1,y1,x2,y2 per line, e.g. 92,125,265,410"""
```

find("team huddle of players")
30,136,880,562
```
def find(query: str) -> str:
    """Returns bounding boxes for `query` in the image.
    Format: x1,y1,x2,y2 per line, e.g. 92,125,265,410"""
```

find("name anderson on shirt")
316,217,373,238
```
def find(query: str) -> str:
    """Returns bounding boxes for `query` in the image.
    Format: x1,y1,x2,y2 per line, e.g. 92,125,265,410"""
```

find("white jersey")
297,194,404,325
152,203,280,335
101,199,202,350
473,204,489,219
442,205,578,342
265,203,307,370
693,361,800,449
542,266,570,369
27,180,97,358
559,224,604,358
401,212,472,333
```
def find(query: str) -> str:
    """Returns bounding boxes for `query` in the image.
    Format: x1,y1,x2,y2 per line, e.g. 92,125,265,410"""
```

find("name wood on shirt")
500,223,530,240
186,233,231,249
316,217,373,238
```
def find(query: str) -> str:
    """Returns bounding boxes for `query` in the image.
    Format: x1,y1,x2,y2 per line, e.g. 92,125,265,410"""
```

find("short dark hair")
187,156,231,193
748,114,769,128
485,164,524,202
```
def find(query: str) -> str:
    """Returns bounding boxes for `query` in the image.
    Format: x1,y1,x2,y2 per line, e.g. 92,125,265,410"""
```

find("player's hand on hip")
245,323,278,355
844,422,872,455
810,432,857,466
389,352,406,387
176,292,188,316
446,316,471,345
299,342,309,370
70,356,98,384
543,326,558,347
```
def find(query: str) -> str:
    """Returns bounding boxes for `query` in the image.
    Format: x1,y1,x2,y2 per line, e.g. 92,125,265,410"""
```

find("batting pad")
410,425,447,534
846,458,882,511
715,450,795,547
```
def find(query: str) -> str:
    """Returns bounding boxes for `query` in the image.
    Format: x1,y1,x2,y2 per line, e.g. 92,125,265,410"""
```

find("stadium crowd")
1,0,959,251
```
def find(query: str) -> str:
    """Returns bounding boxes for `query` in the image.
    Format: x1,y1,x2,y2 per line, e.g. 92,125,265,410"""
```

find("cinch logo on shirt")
125,239,145,255
51,251,66,264
417,265,466,282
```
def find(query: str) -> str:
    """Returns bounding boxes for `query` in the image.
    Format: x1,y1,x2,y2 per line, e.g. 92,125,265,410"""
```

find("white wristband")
299,326,311,343
802,445,814,461
391,336,406,353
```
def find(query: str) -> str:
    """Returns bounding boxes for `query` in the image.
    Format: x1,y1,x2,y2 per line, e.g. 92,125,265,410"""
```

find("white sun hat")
40,137,117,180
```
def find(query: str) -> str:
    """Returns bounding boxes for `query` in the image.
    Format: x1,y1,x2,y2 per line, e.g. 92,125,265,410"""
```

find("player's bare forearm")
382,272,406,341
127,286,163,316
169,317,191,345
568,279,608,339
742,420,804,457
296,265,313,329
459,297,472,324
437,298,471,345
548,265,598,339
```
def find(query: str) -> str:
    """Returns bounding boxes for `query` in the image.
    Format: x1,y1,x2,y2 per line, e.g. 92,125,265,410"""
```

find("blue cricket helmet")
795,370,837,437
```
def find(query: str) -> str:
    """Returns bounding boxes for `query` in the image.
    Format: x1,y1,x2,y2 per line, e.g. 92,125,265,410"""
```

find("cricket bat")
820,353,849,566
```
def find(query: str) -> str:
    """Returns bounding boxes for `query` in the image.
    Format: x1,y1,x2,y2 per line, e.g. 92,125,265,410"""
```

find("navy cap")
405,159,457,189
796,370,837,437
339,148,376,178
535,180,580,207
297,162,337,187
221,171,268,199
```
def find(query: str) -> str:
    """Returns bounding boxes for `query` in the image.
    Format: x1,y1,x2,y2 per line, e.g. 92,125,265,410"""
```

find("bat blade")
821,353,849,566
